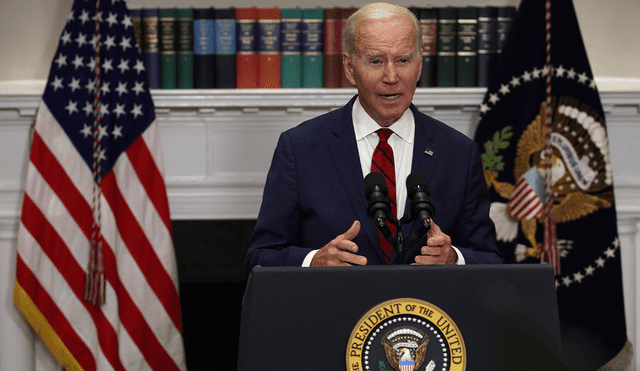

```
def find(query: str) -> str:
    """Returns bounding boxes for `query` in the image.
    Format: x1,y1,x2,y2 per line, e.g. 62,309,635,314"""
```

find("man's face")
343,16,422,127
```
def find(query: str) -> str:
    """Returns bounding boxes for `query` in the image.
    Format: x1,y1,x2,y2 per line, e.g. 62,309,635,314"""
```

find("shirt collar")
352,96,414,144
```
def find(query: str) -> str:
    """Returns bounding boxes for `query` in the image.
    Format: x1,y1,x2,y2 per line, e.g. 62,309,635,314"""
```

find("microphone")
364,172,391,227
406,172,436,229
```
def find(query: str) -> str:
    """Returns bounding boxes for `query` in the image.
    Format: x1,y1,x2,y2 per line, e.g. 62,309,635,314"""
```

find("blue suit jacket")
246,96,502,273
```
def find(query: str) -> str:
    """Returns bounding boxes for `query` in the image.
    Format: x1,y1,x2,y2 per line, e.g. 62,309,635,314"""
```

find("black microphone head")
406,172,431,197
364,172,388,198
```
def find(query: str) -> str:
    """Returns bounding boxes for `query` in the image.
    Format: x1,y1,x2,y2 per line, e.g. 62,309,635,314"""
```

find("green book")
159,8,177,89
456,7,478,87
437,7,457,87
281,8,303,88
301,8,324,88
176,8,194,89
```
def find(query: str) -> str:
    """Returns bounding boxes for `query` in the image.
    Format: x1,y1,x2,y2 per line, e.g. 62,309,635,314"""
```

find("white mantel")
0,85,639,370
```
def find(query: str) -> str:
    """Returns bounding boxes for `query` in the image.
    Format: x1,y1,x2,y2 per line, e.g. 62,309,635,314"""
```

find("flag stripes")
16,100,183,368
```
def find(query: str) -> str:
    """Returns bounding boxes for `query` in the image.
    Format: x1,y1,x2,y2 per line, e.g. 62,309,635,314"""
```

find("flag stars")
113,103,126,117
488,93,500,105
50,76,64,91
78,10,90,24
577,72,589,84
604,247,616,258
54,53,67,69
522,70,532,82
80,124,92,138
555,65,566,77
122,14,133,29
499,84,510,95
117,58,130,74
75,32,87,48
131,103,143,119
106,12,119,27
102,58,114,73
72,54,85,70
595,256,606,268
65,100,78,115
68,77,81,92
132,81,145,95
115,81,128,96
573,272,584,283
61,31,72,45
112,125,124,139
509,76,521,87
133,59,145,74
83,101,94,116
566,68,577,80
104,35,117,50
119,36,132,51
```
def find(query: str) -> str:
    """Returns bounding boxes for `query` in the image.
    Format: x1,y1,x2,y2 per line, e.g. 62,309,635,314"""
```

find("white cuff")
302,249,319,267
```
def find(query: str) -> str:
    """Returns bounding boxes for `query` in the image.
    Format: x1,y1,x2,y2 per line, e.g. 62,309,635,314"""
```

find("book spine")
477,6,498,87
436,7,457,87
302,8,324,88
215,8,236,89
236,7,259,89
456,7,478,87
193,8,216,89
142,8,161,89
339,7,357,87
281,8,302,88
323,7,341,88
258,7,281,89
497,6,516,54
159,8,177,89
176,8,194,89
418,7,438,87
131,8,143,53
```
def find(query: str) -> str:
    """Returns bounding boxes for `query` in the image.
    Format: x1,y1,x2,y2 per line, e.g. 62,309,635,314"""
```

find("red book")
236,7,259,89
257,7,281,88
340,7,358,88
323,7,342,88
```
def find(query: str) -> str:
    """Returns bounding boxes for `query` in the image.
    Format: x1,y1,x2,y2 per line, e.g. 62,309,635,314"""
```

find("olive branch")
481,126,513,172
378,360,391,371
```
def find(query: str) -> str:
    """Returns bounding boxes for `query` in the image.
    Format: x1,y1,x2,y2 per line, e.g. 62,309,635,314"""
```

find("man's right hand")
310,221,367,267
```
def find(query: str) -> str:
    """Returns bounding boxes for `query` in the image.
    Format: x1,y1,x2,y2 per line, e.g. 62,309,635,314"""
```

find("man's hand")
412,221,457,265
311,221,367,267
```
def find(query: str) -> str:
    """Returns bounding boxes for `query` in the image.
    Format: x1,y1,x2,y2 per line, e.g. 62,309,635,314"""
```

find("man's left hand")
412,221,457,265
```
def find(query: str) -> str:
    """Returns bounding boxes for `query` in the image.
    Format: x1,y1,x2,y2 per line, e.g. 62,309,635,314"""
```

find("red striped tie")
371,128,396,263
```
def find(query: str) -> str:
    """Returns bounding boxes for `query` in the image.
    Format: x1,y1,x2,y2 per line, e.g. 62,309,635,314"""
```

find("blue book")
142,8,160,89
215,8,236,88
477,6,498,87
193,7,215,89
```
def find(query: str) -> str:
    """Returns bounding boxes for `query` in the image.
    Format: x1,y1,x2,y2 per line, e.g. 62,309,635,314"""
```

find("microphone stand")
380,214,431,265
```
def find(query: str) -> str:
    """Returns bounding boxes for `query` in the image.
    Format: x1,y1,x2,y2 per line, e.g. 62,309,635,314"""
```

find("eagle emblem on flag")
484,97,613,262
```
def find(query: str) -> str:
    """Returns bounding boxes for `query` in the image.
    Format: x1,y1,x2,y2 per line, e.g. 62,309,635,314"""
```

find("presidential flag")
13,0,185,370
474,0,630,369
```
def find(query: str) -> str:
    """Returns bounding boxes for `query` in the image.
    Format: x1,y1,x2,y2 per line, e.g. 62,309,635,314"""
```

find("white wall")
0,0,639,83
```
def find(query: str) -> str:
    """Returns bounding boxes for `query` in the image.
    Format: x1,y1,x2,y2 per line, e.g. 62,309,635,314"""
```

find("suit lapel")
327,97,385,261
401,105,440,250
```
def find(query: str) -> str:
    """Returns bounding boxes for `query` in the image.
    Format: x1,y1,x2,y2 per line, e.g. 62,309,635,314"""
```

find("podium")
237,264,565,371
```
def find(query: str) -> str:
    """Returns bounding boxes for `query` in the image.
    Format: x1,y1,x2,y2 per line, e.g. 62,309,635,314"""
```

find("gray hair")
342,3,422,60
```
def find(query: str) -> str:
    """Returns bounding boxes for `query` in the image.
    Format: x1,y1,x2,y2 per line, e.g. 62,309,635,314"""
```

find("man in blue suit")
245,3,502,273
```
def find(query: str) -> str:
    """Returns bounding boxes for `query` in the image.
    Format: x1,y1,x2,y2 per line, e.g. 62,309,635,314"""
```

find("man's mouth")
380,94,400,101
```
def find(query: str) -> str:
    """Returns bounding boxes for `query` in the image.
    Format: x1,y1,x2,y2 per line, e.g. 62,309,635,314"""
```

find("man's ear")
342,52,357,87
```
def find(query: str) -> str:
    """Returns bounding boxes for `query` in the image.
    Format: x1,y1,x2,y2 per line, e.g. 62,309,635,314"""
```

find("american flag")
509,167,545,220
12,0,185,370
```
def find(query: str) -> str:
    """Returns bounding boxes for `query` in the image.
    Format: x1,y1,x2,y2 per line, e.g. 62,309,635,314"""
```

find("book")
159,8,177,89
497,6,517,54
176,8,194,89
436,7,457,87
456,7,478,87
416,7,438,87
131,8,143,53
302,7,324,88
193,7,215,89
477,6,498,87
142,8,160,89
236,7,259,89
339,7,357,87
257,7,281,89
323,7,342,88
215,8,236,89
281,8,303,88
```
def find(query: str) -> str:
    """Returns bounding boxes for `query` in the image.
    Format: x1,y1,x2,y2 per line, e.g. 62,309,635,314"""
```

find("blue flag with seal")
473,0,630,369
